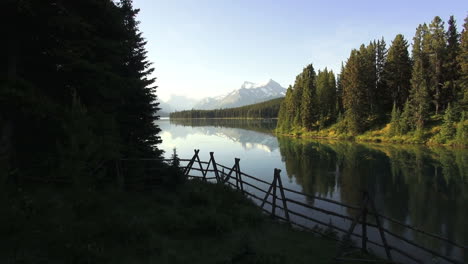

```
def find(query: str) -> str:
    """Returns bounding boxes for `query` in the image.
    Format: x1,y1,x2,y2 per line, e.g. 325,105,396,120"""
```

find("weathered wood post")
195,151,207,181
209,152,220,183
370,196,393,261
271,169,278,218
234,158,240,190
235,158,244,194
275,169,291,224
335,192,368,259
361,191,368,253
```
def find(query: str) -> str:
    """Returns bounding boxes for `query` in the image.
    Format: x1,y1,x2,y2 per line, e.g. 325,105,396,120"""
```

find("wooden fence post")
369,195,393,261
209,152,220,183
275,169,291,225
271,169,277,218
234,158,240,190
361,192,368,254
335,192,368,259
235,158,244,193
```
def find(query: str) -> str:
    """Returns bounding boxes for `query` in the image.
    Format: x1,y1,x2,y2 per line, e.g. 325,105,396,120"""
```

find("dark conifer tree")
375,38,390,115
384,34,412,109
316,68,337,124
300,64,317,130
444,16,461,108
458,16,468,111
342,49,367,134
118,0,162,158
410,24,431,129
292,73,304,127
427,16,447,114
336,63,345,114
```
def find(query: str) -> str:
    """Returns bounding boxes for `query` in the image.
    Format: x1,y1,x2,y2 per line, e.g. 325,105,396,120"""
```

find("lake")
157,118,467,263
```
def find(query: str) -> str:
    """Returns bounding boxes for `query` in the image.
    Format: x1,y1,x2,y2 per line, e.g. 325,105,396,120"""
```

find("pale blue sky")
133,0,467,101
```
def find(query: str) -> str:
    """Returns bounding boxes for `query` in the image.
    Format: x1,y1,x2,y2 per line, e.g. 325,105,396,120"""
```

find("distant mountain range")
158,79,286,113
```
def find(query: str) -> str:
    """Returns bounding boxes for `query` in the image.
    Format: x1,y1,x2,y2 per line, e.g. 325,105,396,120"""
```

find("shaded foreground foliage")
1,0,163,187
0,180,338,264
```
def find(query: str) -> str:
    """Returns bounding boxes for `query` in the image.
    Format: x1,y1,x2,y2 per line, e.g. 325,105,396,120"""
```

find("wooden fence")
120,150,467,264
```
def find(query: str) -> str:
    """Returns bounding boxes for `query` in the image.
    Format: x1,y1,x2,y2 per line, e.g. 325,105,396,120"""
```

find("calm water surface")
158,118,467,263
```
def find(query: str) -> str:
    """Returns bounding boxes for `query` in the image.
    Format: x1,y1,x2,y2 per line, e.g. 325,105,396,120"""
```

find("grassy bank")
1,180,339,264
277,115,468,147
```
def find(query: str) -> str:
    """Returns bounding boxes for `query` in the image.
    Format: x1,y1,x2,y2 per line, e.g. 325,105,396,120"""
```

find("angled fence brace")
260,172,276,209
195,151,207,181
335,191,368,259
221,162,237,184
369,196,393,261
207,152,221,183
183,149,199,176
260,169,290,223
335,191,394,262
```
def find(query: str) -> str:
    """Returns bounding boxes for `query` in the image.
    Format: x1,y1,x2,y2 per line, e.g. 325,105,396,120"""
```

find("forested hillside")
1,0,163,184
170,97,283,119
277,15,468,146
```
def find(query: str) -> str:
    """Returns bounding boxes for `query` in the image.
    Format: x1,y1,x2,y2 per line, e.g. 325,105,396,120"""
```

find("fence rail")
118,150,466,264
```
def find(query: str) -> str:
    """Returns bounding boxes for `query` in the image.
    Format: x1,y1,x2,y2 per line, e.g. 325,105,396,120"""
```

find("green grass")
0,180,338,264
277,115,468,147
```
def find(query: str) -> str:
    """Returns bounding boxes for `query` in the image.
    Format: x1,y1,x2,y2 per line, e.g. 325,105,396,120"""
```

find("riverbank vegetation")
170,97,283,119
1,178,342,263
277,15,468,147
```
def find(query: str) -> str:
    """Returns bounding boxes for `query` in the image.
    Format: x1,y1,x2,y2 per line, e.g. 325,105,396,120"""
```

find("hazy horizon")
134,0,467,101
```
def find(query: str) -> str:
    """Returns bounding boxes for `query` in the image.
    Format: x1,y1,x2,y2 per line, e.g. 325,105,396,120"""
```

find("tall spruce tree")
444,16,461,108
410,24,431,129
328,70,337,119
118,0,162,158
292,74,304,127
300,64,317,130
427,16,447,114
336,63,345,114
384,34,412,109
375,38,390,115
458,16,468,111
342,49,367,134
361,43,377,115
277,85,295,132
316,68,337,124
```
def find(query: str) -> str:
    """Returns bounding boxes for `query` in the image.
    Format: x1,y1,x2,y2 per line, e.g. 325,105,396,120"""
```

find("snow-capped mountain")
193,79,286,110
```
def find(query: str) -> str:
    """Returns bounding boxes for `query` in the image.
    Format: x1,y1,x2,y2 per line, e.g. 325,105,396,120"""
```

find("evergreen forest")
277,15,468,146
170,97,283,119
